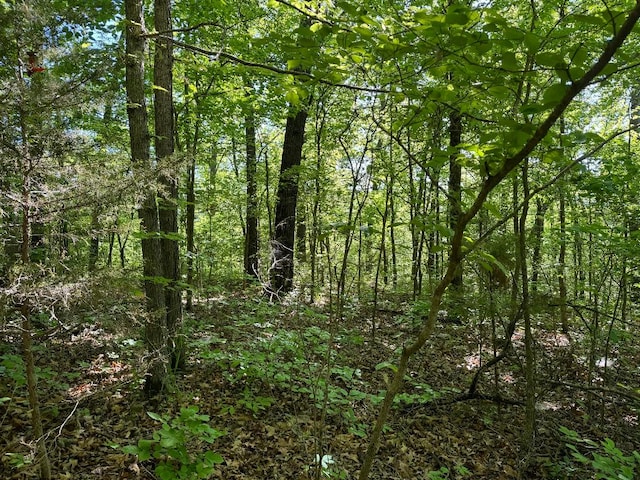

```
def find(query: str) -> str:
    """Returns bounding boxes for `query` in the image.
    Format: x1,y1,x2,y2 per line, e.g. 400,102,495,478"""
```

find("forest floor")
1,285,639,479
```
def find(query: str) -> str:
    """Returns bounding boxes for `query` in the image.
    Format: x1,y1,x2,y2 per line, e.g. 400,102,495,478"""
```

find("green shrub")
560,426,640,480
121,406,225,480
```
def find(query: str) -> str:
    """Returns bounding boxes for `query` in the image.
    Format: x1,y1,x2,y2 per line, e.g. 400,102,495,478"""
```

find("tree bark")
269,107,308,295
530,198,547,294
448,108,463,290
125,0,168,395
154,0,183,370
244,86,260,278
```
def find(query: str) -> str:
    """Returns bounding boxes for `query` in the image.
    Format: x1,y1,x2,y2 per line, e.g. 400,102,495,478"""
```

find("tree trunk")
185,148,196,310
448,108,463,290
88,208,100,271
269,107,308,295
125,0,168,395
16,79,51,478
530,198,547,294
154,0,183,371
244,87,259,278
518,160,537,459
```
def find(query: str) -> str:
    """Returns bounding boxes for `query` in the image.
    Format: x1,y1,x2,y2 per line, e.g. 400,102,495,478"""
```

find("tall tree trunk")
154,0,183,370
269,107,308,295
183,85,198,310
448,108,463,290
125,0,168,395
16,70,51,477
244,87,259,278
185,141,196,311
310,100,327,302
518,160,537,459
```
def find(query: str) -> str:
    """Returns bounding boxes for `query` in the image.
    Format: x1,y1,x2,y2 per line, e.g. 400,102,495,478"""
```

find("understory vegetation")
2,281,639,479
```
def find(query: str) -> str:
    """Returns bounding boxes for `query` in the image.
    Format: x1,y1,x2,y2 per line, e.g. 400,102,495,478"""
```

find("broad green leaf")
337,0,359,16
205,451,224,463
287,59,301,70
310,22,323,33
543,83,567,105
536,52,565,68
353,26,372,38
520,102,548,115
523,32,540,52
285,88,299,105
445,5,469,25
488,85,513,99
414,10,431,25
502,52,518,70
600,62,618,76
543,148,564,164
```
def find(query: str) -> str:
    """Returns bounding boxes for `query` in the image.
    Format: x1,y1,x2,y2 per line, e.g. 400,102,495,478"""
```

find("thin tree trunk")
244,87,259,278
530,198,547,294
310,101,327,302
518,160,536,459
448,108,463,290
558,185,568,332
17,92,51,479
125,0,167,395
88,208,100,271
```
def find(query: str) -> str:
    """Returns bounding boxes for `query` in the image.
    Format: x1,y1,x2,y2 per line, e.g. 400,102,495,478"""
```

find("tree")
244,80,260,279
356,3,640,478
154,0,183,371
268,18,313,296
124,0,168,395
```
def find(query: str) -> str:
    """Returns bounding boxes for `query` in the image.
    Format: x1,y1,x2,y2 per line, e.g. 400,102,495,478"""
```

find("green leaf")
502,52,518,70
147,411,164,422
600,62,618,76
310,22,323,33
543,83,567,105
337,0,359,16
445,5,469,25
375,361,398,373
285,88,300,105
205,451,224,464
287,59,301,70
536,52,565,68
520,102,548,115
523,32,540,52
543,148,564,164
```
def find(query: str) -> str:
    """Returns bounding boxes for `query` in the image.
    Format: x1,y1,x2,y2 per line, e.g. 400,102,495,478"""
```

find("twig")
548,380,640,403
55,400,80,439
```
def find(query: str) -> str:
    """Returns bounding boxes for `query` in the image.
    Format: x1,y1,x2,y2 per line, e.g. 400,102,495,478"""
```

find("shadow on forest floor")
1,286,639,479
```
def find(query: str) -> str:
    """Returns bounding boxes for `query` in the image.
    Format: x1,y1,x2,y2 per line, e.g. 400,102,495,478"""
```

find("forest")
1,0,640,478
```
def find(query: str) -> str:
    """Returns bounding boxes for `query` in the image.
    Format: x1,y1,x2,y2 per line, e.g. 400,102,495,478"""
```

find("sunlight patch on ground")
67,354,130,399
536,401,562,411
459,354,481,370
